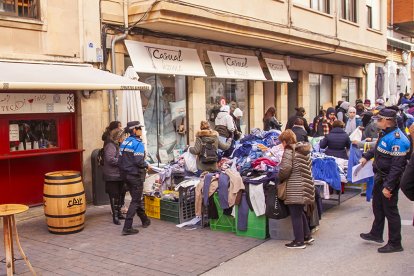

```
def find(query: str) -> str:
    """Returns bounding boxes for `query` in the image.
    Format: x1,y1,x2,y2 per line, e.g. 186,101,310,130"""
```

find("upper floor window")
366,0,380,30
341,0,357,23
293,0,331,14
0,0,39,19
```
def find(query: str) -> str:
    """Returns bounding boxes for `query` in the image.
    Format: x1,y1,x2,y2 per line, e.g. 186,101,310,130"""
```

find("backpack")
97,148,104,166
200,140,218,164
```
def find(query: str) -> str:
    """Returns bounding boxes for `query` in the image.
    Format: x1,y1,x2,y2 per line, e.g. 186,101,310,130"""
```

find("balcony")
392,0,414,35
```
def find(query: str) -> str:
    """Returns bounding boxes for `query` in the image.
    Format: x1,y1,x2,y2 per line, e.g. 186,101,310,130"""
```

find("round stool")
0,204,36,275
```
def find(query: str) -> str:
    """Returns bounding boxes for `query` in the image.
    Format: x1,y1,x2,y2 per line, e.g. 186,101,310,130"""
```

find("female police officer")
359,108,410,253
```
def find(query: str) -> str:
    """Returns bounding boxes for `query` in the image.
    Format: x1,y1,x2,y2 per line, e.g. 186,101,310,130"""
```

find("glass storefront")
309,73,332,119
205,78,249,134
139,74,187,164
341,77,358,104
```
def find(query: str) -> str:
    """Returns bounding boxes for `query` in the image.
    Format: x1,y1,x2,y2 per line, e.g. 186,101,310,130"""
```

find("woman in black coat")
291,118,309,142
319,120,351,160
286,107,311,135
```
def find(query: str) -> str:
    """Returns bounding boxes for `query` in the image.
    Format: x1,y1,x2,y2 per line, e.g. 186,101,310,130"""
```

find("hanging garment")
312,157,341,191
375,67,385,100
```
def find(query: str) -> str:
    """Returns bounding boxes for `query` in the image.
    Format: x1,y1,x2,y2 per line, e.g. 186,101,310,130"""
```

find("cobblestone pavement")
0,205,263,276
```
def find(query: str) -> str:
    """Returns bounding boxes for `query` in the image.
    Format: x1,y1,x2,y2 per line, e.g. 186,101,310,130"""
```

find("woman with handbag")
278,130,315,249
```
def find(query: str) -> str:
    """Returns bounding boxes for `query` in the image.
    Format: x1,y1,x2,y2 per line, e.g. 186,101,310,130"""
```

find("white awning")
125,40,206,77
0,61,151,91
264,58,292,82
207,51,266,80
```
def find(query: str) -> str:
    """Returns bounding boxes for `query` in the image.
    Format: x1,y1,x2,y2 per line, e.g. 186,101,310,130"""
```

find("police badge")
392,145,400,152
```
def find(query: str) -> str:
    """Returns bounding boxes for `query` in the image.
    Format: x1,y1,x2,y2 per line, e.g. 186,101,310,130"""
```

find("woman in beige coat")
279,129,315,249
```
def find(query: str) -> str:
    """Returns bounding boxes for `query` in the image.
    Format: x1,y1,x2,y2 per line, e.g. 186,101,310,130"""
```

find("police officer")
118,121,152,235
359,108,410,253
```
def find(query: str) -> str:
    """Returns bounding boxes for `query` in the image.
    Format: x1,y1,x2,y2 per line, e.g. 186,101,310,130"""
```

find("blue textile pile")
312,157,341,191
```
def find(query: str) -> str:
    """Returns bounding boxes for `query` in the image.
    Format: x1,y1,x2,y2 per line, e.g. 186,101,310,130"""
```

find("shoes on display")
122,228,139,235
304,236,315,245
285,241,306,249
377,243,403,253
360,233,384,243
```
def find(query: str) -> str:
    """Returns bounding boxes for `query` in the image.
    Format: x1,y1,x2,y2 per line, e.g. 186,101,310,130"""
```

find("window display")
205,78,249,134
139,74,187,164
9,119,57,151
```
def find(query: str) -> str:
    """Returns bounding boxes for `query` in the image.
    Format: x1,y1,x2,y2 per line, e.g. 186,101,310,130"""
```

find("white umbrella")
388,62,398,105
121,66,147,145
398,66,408,95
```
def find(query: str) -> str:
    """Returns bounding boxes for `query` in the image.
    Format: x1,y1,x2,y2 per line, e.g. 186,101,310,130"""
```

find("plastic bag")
183,151,198,173
349,127,363,141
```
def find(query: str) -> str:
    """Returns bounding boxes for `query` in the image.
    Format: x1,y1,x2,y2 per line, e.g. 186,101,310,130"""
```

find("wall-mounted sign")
125,40,206,77
207,51,266,80
264,58,292,82
9,124,19,141
0,93,75,114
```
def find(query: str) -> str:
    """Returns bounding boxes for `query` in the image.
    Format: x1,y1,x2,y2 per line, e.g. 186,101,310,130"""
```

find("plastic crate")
160,187,195,224
210,193,236,233
235,206,269,240
144,195,160,219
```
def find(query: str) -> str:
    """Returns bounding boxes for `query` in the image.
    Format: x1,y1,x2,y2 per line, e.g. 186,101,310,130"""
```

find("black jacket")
286,115,310,135
319,127,351,160
263,117,282,131
401,153,414,201
291,126,308,142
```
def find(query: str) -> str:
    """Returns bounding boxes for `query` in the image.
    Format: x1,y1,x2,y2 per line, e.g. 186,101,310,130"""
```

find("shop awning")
264,58,292,82
207,51,266,80
125,40,206,76
0,61,151,91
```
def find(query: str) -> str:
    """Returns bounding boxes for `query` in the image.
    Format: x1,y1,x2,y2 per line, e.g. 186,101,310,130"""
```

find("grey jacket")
103,141,122,181
279,143,315,205
189,129,231,172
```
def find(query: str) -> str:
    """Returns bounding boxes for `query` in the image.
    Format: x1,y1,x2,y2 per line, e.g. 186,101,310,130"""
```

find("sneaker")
285,241,306,249
142,218,151,228
360,233,384,243
378,243,403,253
122,228,139,235
311,226,319,234
304,236,315,244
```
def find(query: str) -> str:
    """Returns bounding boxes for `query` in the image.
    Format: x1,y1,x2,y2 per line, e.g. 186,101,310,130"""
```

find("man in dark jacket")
291,118,308,142
400,124,414,201
319,120,351,160
359,109,410,253
118,121,151,235
285,107,311,135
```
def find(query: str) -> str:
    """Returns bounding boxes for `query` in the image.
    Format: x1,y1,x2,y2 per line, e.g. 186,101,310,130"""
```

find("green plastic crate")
210,193,236,233
160,187,195,224
235,205,269,240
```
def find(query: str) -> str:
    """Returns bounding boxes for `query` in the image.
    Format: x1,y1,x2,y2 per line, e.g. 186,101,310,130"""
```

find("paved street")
1,190,413,276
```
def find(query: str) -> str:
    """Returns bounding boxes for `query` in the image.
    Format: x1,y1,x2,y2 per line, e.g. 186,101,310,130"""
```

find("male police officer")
118,121,151,235
359,108,410,253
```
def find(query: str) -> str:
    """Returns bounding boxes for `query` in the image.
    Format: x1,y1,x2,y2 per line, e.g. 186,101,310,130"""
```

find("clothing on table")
225,169,245,207
218,173,230,209
237,192,249,231
195,173,219,216
248,183,266,216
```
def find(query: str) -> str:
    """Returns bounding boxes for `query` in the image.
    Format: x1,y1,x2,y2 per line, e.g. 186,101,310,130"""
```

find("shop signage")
124,40,206,77
9,124,19,141
0,93,75,114
207,51,266,80
264,58,292,82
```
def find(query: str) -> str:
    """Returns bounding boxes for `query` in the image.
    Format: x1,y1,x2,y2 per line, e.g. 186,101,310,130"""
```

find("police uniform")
362,109,410,251
118,121,150,235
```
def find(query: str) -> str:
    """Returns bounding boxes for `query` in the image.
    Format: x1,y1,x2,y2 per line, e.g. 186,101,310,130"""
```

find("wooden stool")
0,204,36,276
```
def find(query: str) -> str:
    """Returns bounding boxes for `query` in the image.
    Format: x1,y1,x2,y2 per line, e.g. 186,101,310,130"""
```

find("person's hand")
382,188,392,199
359,157,367,166
147,165,153,173
365,137,372,142
352,140,359,145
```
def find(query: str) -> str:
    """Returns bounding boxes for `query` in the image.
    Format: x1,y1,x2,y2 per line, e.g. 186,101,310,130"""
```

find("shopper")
189,120,231,172
232,107,243,140
291,118,308,142
359,108,410,253
102,121,122,146
286,107,310,135
214,105,235,140
263,107,282,131
336,101,350,124
319,120,351,160
312,110,329,137
364,99,372,111
103,128,126,225
118,121,152,235
345,107,361,135
279,130,315,249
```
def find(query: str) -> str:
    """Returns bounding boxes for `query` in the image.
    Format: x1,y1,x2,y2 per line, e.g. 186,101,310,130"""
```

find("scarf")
345,117,356,135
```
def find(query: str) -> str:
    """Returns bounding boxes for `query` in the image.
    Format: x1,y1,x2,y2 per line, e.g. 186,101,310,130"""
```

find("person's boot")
117,196,126,220
112,198,121,225
122,227,139,235
138,213,151,228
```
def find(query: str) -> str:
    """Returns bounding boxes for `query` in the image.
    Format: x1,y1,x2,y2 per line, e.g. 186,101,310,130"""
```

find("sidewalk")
202,191,414,276
0,203,263,276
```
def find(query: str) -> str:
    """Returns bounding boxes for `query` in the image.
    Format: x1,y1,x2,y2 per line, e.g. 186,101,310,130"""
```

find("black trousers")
122,174,146,229
288,204,310,243
370,175,402,246
105,181,123,199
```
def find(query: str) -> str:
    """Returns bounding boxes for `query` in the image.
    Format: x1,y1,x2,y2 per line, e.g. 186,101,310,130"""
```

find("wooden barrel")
43,171,86,234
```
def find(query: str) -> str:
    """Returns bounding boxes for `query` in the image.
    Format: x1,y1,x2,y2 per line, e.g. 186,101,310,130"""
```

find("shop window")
139,74,187,165
293,0,330,13
341,0,357,23
309,73,332,120
341,77,358,105
366,0,380,30
9,119,57,151
0,0,39,19
205,78,249,135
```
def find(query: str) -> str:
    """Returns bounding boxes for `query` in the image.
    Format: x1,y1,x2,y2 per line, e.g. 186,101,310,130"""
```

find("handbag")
265,181,289,219
277,181,287,200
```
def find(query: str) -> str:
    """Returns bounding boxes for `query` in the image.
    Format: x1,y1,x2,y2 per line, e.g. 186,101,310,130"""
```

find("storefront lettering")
2,83,10,89
67,197,83,208
162,63,182,72
0,100,25,112
222,56,248,68
268,62,284,71
146,46,183,62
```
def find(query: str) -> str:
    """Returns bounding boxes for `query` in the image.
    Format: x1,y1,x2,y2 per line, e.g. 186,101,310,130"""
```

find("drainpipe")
109,0,128,122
